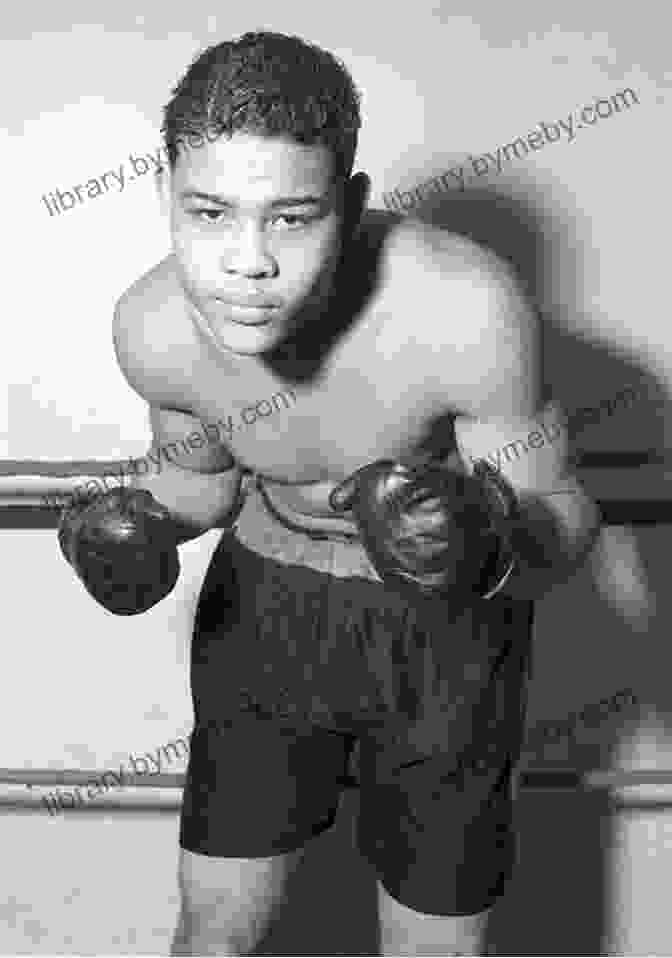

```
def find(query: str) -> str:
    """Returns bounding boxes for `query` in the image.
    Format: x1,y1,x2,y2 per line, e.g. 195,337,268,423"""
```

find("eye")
193,209,226,224
271,213,313,230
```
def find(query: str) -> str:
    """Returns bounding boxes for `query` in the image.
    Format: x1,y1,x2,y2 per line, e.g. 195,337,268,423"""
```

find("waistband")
231,474,379,581
235,473,515,600
254,475,361,544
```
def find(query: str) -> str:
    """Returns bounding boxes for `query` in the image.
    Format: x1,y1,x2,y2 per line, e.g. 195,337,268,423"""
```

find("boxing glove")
58,487,181,615
329,458,517,604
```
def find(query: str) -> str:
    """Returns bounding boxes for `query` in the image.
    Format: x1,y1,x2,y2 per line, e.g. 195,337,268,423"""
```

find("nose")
222,221,277,279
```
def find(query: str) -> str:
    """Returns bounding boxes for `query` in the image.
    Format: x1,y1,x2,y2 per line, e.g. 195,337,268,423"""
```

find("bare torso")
124,212,466,519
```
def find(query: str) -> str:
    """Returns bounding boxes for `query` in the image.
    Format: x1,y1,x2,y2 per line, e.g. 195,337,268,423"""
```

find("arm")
127,403,245,546
446,254,601,600
112,298,244,544
455,403,601,600
56,301,245,616
330,237,600,605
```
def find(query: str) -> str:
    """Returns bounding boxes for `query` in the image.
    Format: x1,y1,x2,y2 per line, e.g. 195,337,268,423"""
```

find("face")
159,131,347,356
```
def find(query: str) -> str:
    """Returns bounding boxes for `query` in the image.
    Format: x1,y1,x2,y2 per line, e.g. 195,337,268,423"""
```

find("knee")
174,885,277,956
172,849,303,955
173,899,260,956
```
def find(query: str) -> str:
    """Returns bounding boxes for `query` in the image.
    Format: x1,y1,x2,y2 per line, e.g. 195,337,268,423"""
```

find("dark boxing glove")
58,487,180,615
329,458,518,605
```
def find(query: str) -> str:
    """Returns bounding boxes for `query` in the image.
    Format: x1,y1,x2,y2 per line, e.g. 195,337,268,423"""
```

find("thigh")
358,748,521,919
180,715,353,859
191,528,398,732
355,598,534,918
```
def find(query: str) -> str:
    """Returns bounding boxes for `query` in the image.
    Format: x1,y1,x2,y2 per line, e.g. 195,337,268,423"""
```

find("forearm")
127,461,244,546
497,478,602,600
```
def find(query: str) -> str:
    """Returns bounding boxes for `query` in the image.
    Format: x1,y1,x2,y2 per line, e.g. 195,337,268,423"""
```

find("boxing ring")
0,451,669,812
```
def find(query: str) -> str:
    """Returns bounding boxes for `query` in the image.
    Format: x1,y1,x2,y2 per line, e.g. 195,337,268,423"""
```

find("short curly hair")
162,31,362,179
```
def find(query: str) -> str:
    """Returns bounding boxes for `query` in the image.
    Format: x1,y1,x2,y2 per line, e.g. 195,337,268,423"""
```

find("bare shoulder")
382,218,539,414
112,255,199,407
384,216,515,291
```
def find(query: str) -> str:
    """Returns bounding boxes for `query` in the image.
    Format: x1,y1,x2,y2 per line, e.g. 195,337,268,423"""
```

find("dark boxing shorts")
180,478,534,917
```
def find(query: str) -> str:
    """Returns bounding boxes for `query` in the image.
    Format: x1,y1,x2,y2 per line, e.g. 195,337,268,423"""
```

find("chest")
184,320,451,484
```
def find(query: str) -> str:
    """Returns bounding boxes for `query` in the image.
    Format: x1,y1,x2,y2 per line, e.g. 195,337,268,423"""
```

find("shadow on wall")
407,183,668,447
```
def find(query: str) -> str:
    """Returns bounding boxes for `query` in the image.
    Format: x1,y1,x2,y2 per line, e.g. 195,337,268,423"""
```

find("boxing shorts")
180,474,534,916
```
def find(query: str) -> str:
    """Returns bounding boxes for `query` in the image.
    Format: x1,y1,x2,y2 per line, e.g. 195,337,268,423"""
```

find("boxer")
59,31,600,957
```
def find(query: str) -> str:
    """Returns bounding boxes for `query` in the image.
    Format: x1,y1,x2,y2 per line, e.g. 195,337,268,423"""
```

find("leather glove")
58,487,180,615
329,457,517,604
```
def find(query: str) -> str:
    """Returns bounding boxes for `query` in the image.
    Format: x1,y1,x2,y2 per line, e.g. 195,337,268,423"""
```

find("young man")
59,32,600,956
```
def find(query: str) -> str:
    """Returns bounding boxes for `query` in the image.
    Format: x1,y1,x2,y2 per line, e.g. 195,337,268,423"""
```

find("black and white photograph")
2,3,671,954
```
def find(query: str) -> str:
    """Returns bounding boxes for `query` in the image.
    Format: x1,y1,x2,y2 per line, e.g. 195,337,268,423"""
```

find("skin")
116,129,598,598
113,129,600,955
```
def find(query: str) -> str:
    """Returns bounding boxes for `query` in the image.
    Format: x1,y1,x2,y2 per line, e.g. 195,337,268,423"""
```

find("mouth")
214,298,281,325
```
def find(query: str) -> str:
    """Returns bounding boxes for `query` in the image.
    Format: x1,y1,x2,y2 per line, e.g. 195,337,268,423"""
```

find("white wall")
3,0,672,953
